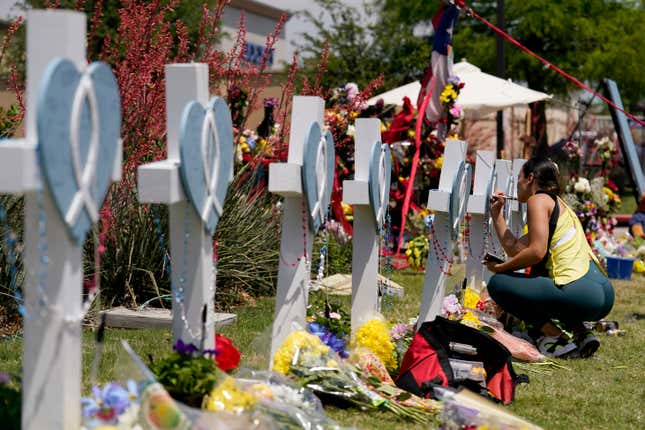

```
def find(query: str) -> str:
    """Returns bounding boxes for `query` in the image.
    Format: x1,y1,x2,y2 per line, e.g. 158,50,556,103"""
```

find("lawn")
0,268,643,429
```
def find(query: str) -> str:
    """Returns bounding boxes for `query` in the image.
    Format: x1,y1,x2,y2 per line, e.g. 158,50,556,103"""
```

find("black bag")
395,317,528,404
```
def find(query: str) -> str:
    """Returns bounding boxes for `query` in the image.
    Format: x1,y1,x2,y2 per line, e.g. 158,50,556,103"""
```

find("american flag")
417,1,460,122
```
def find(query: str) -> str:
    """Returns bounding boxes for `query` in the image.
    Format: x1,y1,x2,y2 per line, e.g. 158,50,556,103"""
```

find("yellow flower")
463,287,480,309
349,111,359,120
435,156,443,170
272,330,329,374
461,311,480,328
440,85,458,104
603,187,614,200
407,129,415,139
204,376,256,413
634,259,645,273
352,319,397,370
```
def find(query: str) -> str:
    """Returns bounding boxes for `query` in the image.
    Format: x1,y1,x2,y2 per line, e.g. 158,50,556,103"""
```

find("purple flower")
173,339,199,356
264,97,279,109
82,381,138,423
308,322,349,358
0,372,10,385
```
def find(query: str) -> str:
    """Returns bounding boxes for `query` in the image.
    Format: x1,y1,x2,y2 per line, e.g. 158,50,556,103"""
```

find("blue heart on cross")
178,97,234,235
37,58,121,246
368,141,392,228
302,122,335,234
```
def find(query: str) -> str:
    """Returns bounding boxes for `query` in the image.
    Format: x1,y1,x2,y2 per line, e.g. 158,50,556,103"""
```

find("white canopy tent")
367,60,551,116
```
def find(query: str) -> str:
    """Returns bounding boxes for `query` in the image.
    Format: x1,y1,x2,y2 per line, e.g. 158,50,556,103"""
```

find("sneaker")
574,331,600,358
537,336,578,358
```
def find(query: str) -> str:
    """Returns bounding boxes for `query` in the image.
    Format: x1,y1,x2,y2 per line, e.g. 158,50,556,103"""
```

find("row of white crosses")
0,9,391,429
267,104,392,360
0,8,535,429
465,152,527,292
418,141,528,322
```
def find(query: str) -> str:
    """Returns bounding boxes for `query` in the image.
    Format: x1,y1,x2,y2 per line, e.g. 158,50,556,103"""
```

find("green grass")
618,193,637,214
1,269,644,429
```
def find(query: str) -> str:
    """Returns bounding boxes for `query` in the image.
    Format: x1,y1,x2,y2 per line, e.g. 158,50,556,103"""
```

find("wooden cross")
343,118,391,333
138,63,233,350
465,150,496,291
509,159,527,238
268,96,332,363
0,10,122,429
418,139,471,324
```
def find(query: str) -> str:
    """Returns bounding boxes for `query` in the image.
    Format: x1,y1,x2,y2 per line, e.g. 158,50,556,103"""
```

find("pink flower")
449,104,462,118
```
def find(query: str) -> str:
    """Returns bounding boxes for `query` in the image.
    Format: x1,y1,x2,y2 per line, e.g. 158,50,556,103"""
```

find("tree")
298,0,645,146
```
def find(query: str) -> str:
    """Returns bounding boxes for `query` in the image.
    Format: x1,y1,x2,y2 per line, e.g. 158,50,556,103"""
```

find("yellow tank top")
546,198,602,285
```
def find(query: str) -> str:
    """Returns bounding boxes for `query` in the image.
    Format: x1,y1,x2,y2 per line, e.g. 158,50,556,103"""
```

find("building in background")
221,0,291,72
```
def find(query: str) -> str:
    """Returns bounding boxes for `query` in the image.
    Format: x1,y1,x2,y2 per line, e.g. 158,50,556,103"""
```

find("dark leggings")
487,261,614,328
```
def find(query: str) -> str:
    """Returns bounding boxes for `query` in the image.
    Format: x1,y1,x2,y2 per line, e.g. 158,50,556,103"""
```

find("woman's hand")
483,259,502,273
489,191,506,220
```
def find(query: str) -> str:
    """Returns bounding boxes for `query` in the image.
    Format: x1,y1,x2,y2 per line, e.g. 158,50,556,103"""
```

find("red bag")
395,317,527,404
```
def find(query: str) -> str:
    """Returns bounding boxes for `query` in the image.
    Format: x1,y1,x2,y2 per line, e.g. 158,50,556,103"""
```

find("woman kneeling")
484,157,614,358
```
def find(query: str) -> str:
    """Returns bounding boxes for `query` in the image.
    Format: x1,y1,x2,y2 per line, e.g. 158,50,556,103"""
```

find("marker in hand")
490,194,518,201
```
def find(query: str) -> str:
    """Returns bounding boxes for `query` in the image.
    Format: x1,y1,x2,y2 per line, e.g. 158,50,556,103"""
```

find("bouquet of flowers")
307,295,351,341
352,318,397,372
562,175,620,241
440,76,465,137
272,329,439,423
405,235,429,270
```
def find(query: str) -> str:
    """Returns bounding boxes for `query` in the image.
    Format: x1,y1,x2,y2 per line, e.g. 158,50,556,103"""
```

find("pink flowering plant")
390,320,417,371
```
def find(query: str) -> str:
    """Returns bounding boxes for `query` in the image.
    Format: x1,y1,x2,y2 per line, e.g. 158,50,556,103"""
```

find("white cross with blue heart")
419,139,471,325
0,10,122,430
138,64,234,351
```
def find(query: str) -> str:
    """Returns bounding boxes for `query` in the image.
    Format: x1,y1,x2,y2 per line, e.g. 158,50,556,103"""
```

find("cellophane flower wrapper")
235,368,350,430
83,342,278,430
440,397,542,430
273,329,440,424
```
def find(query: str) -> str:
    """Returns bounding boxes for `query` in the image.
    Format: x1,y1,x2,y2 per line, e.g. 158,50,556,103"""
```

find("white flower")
574,177,591,194
346,124,355,137
441,294,462,316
